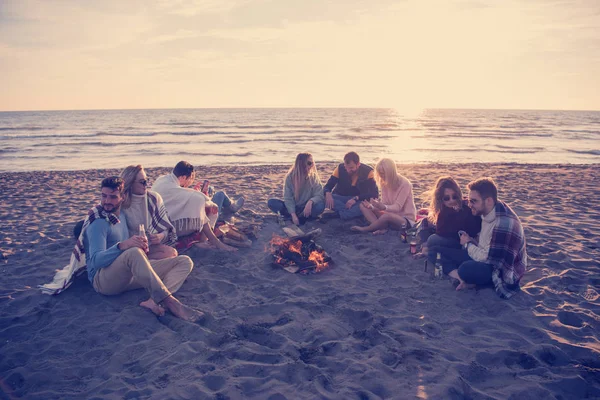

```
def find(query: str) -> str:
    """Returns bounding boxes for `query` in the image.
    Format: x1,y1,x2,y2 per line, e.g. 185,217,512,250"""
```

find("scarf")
151,173,209,234
39,205,119,295
124,191,178,246
488,201,528,299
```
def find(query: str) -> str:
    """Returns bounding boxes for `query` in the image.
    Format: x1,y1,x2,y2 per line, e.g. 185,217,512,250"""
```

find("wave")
335,133,398,140
420,132,553,139
562,129,600,135
565,149,600,156
0,126,47,131
146,151,255,157
30,141,179,147
414,148,540,154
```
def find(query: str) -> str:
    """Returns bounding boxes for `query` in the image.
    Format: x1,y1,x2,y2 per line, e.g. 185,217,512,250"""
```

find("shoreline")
1,161,599,175
0,162,600,176
1,162,599,398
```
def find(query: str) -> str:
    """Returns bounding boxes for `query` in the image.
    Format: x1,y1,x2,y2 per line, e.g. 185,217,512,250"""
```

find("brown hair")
467,177,498,203
427,176,463,224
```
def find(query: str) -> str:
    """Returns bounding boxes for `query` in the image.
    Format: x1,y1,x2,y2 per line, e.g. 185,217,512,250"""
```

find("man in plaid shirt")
437,177,527,298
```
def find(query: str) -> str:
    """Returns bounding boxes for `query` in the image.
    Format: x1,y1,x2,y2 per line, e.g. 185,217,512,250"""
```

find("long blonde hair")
375,158,401,191
427,176,463,224
287,153,320,201
120,164,144,209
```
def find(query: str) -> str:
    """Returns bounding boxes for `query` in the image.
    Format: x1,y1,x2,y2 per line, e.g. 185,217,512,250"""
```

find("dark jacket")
436,199,481,240
323,163,379,201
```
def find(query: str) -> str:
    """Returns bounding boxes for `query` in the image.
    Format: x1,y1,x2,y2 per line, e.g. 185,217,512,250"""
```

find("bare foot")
456,282,476,291
140,298,165,316
162,296,204,322
351,226,367,232
372,229,388,236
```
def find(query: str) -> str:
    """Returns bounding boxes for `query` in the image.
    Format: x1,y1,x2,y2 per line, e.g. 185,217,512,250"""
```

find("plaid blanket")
39,205,119,295
488,201,527,299
146,191,178,246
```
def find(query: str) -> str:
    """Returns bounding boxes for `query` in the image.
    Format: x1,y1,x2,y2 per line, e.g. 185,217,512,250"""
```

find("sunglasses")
442,194,459,202
138,179,148,187
306,161,313,166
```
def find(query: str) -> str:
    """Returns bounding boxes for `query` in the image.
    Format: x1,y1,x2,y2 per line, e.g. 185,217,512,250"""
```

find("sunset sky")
1,0,599,111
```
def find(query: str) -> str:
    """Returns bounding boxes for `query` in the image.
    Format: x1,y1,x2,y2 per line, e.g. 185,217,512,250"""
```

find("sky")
0,0,599,111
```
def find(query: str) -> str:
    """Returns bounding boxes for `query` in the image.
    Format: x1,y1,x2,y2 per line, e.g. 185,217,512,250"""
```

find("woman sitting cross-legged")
351,158,416,235
267,153,326,225
425,176,482,273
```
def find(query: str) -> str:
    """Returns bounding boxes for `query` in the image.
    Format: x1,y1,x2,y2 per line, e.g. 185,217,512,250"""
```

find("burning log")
268,233,332,274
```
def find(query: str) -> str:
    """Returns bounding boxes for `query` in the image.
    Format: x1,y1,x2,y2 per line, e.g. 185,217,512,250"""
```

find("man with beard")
323,151,378,220
83,176,202,320
435,177,527,298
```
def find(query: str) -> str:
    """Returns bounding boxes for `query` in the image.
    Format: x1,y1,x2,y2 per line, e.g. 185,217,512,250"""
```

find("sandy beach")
0,162,599,399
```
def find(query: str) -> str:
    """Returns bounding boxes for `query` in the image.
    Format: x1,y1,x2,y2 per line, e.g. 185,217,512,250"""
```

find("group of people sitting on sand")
268,151,527,297
40,152,527,321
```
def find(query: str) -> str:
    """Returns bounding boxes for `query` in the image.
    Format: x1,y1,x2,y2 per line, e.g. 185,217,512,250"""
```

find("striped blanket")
488,201,527,299
39,205,119,295
146,191,178,246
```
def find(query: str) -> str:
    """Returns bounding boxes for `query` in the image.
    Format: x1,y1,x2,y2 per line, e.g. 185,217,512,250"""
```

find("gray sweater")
283,174,324,214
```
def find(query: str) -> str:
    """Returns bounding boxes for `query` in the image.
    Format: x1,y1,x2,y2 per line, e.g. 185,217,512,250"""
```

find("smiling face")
468,190,487,216
101,187,123,213
131,169,148,195
442,188,459,209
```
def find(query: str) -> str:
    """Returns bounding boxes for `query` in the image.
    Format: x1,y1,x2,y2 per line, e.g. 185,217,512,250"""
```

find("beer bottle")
434,252,443,279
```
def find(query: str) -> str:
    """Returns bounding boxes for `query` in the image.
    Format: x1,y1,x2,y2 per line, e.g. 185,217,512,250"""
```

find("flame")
268,234,330,273
308,250,329,272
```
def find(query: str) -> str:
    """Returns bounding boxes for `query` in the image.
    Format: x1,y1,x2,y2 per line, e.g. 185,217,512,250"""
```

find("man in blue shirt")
84,176,201,321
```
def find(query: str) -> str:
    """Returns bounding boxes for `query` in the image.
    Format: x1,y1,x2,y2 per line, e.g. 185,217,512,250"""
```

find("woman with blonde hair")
120,165,178,260
351,158,416,234
425,176,481,268
267,153,325,225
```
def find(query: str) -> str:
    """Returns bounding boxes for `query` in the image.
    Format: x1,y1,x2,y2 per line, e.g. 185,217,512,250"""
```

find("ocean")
0,108,598,172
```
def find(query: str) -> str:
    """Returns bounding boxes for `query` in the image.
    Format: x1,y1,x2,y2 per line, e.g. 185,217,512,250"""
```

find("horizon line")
1,106,600,113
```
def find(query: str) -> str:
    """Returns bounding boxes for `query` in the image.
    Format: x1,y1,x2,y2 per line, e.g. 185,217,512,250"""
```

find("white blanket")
152,173,215,234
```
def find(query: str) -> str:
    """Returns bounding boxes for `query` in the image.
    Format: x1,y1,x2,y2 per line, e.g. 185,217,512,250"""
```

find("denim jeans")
331,194,363,220
211,191,232,216
457,261,494,285
429,236,494,285
267,198,326,223
427,234,461,265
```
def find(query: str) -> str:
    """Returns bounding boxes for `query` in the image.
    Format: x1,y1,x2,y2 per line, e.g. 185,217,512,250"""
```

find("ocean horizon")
1,107,599,172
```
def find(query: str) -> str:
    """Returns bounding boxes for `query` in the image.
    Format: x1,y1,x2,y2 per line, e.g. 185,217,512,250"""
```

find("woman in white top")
120,165,178,260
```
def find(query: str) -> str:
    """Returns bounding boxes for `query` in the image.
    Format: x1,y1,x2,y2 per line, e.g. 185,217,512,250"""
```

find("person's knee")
427,234,442,247
311,201,325,216
178,255,194,273
124,247,146,258
267,198,280,211
166,246,178,258
379,213,392,222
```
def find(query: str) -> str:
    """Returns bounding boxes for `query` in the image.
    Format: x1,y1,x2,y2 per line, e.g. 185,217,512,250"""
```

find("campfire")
268,229,332,274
